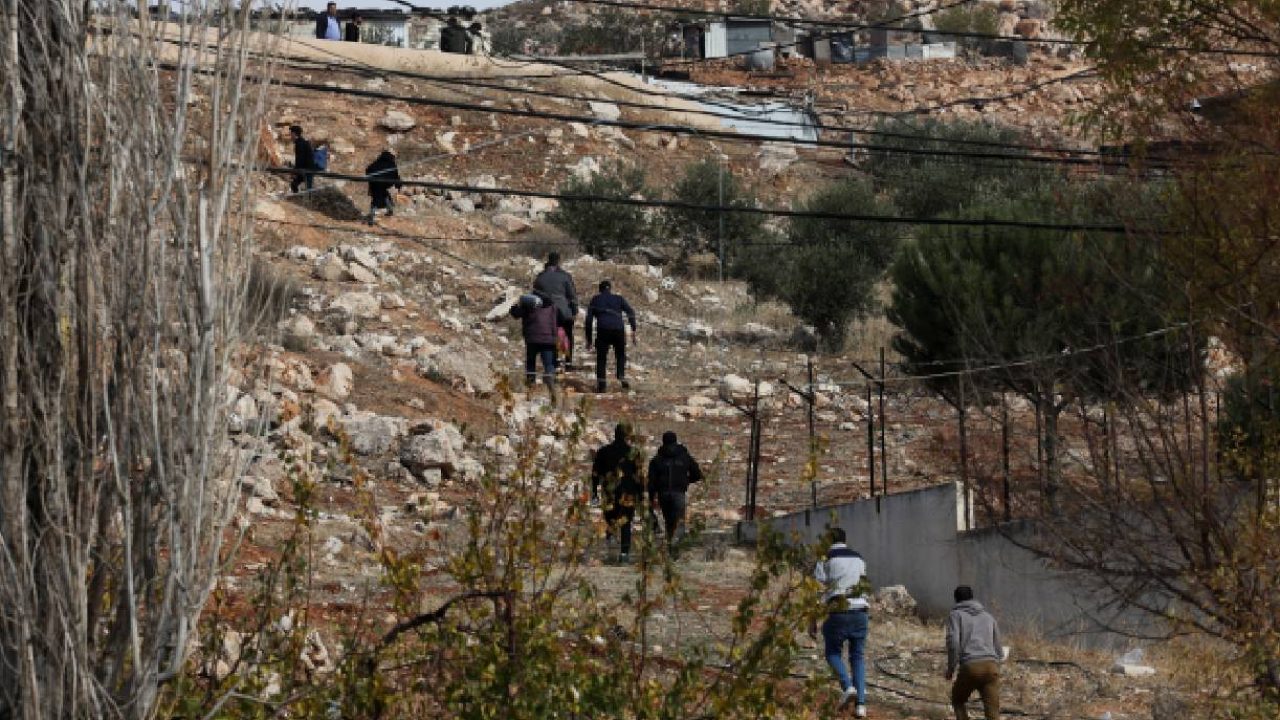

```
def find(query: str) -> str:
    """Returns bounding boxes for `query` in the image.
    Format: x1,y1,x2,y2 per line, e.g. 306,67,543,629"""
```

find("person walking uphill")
946,586,1004,720
509,291,560,404
585,279,636,393
813,526,871,717
591,423,643,562
364,150,402,225
289,125,317,193
646,432,702,550
533,252,579,370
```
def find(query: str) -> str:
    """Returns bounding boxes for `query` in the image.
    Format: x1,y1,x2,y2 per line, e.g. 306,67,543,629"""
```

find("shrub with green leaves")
547,162,653,258
662,159,769,268
743,179,902,350
861,118,1048,221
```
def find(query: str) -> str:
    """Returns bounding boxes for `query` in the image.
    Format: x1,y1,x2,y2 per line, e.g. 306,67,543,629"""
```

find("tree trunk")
1043,402,1062,514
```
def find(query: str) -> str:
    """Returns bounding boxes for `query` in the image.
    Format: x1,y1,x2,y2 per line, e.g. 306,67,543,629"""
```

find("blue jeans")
823,610,868,703
525,343,556,384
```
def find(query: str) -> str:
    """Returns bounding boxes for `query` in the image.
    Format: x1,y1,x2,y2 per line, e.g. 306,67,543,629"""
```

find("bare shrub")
0,3,276,717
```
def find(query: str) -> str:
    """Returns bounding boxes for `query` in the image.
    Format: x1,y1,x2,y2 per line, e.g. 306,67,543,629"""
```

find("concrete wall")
743,483,1156,645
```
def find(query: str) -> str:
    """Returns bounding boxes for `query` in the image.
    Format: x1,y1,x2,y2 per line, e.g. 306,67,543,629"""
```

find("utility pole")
717,159,725,283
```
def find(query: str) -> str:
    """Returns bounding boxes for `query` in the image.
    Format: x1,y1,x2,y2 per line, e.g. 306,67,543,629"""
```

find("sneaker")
837,689,857,709
618,552,630,563
855,704,867,718
596,382,606,393
619,379,631,390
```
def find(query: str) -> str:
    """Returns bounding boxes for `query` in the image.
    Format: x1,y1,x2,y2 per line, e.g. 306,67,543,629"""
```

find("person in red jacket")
510,291,559,404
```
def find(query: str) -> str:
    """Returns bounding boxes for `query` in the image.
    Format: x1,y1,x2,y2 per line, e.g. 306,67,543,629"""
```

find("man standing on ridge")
813,526,870,717
344,13,362,42
591,422,642,563
585,279,636,393
945,585,1004,720
533,252,579,370
315,2,341,40
646,431,702,550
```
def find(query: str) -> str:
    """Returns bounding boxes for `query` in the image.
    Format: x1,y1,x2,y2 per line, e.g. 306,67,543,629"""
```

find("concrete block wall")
743,483,1156,644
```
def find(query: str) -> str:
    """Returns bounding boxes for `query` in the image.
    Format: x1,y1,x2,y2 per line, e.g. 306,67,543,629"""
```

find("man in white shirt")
813,526,870,717
314,2,342,40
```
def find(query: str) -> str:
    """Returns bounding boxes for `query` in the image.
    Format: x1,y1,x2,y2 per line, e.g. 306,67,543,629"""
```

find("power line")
251,68,1163,170
279,40,1118,160
263,166,1147,234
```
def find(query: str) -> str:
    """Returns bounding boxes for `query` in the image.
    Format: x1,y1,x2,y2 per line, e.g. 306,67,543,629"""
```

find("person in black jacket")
533,252,579,369
364,150,403,225
289,125,316,193
592,422,643,561
344,14,362,42
585,279,637,393
647,431,703,550
440,17,468,53
315,2,341,40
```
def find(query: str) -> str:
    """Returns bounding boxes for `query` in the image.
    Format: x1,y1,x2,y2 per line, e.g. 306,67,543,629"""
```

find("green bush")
861,118,1051,221
744,179,902,350
933,5,999,51
662,159,768,268
547,162,653,258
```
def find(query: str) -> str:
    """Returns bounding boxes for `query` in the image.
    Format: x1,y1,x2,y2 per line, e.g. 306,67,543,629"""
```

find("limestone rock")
313,254,348,282
316,362,354,401
416,341,496,395
588,101,621,121
337,412,408,455
399,423,466,479
872,585,918,616
492,213,533,234
379,110,416,132
329,291,380,318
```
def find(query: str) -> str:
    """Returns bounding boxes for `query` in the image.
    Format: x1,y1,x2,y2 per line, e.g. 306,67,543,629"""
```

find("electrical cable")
261,165,1145,233
245,68,1167,169
276,41,1118,160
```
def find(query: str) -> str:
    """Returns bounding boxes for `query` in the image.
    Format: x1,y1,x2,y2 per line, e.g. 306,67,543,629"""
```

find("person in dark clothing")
364,150,403,225
344,14,362,42
646,431,703,549
585,279,637,393
533,252,579,369
592,422,643,561
440,17,468,54
315,2,341,40
289,125,316,193
509,291,559,404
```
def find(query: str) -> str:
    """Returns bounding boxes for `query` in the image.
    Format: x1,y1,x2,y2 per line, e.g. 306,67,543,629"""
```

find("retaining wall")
740,482,1156,645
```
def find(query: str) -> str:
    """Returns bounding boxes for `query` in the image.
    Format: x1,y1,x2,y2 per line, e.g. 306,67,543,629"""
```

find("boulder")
281,314,316,342
379,110,416,132
316,362,354,401
329,291,380,318
568,122,591,139
871,585,917,616
310,397,342,431
313,254,348,282
340,245,378,271
399,423,466,479
416,341,496,395
345,263,379,284
1014,18,1041,38
337,412,408,455
437,131,458,154
587,101,621,121
728,322,779,344
380,292,407,309
492,213,533,234
758,144,798,174
680,320,714,341
285,245,320,261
